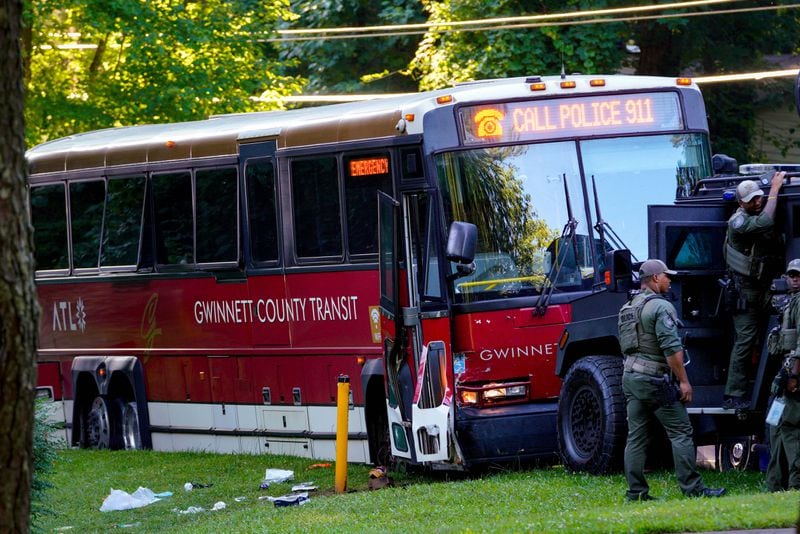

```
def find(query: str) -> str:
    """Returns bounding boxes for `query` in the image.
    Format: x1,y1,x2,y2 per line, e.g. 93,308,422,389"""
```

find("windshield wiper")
591,175,637,262
535,174,578,317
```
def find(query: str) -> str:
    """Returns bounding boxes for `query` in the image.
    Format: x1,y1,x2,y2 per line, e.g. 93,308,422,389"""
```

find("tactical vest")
618,293,666,356
781,293,800,352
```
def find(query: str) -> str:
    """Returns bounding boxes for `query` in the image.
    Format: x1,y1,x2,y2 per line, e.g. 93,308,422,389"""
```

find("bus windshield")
436,133,711,303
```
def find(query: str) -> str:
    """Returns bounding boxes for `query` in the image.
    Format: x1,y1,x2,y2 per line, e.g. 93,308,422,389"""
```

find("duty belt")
624,355,669,377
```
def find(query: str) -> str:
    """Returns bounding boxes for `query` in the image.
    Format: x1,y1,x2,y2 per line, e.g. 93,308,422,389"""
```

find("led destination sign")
461,92,682,144
349,156,390,177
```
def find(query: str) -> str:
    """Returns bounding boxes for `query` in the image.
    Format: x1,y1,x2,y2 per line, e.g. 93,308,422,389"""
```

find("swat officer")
765,258,800,492
619,259,725,500
723,172,786,409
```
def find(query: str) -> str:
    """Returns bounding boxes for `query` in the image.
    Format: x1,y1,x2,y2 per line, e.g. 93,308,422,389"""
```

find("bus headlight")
483,384,527,402
457,380,529,407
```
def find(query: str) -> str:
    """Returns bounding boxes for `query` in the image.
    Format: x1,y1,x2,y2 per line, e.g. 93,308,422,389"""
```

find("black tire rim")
569,384,602,459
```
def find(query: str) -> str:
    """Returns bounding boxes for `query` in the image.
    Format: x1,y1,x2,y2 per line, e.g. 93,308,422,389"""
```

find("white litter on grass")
212,501,227,511
264,468,294,483
183,482,193,491
99,487,171,512
175,506,205,515
234,496,247,502
291,482,318,492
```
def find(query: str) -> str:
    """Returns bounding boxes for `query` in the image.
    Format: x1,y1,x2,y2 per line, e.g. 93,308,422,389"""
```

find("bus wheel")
716,437,754,471
84,395,112,449
557,355,626,474
120,400,142,450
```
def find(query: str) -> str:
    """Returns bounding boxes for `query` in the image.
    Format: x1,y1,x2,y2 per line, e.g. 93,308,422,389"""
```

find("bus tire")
83,395,113,449
106,396,141,450
557,355,626,474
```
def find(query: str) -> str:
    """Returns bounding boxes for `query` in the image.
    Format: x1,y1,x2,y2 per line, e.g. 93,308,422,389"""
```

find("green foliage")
410,0,627,90
36,449,797,533
31,400,66,531
24,0,304,147
280,0,425,93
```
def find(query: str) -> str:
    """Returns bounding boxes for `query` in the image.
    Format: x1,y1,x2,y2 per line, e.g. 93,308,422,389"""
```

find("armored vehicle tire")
557,355,627,474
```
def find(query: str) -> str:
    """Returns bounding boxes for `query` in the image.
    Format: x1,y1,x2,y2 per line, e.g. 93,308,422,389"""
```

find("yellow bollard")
335,375,350,494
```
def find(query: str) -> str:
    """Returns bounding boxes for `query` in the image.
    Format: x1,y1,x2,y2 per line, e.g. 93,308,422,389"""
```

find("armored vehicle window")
666,225,726,270
196,167,238,264
70,180,105,269
101,176,146,268
245,159,279,263
30,183,68,271
291,157,342,259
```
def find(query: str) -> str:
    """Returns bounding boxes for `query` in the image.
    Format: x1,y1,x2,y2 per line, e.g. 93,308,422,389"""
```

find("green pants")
726,288,770,397
766,397,800,492
623,371,704,498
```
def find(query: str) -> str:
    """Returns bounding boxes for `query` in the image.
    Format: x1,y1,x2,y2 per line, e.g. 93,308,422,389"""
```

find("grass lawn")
37,449,799,533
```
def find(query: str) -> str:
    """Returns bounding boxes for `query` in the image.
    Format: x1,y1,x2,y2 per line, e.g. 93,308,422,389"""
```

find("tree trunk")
0,0,41,532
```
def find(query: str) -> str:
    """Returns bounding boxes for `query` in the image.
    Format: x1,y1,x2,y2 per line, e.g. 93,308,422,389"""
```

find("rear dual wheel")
81,395,142,450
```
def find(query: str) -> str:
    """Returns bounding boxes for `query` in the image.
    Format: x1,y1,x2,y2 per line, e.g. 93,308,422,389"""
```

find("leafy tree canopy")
24,0,304,147
280,0,426,94
409,0,629,90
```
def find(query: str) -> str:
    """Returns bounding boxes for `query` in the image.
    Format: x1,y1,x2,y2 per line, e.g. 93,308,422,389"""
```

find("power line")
277,0,742,35
255,69,799,103
269,3,800,42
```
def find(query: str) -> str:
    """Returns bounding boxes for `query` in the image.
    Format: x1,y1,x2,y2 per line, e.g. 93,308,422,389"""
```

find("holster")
649,373,681,407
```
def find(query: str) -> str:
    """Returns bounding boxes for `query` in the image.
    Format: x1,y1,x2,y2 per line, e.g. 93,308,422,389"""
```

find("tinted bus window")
291,157,341,258
196,167,238,264
245,159,279,263
153,172,193,266
344,154,391,256
101,176,146,267
70,180,105,269
30,184,68,271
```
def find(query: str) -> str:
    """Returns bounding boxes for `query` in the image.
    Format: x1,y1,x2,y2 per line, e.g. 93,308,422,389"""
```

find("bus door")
378,191,456,463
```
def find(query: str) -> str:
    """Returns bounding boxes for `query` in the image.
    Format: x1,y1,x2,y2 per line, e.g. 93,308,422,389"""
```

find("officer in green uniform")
619,259,725,500
766,258,800,491
723,172,786,409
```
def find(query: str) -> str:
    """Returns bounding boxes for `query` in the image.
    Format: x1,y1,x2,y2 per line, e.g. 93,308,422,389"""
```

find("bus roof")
27,75,699,176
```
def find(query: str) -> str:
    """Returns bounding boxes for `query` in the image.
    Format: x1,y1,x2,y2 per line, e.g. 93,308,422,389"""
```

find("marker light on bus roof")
436,95,454,104
165,140,176,148
529,82,546,91
560,81,577,89
676,77,692,86
589,79,606,87
404,113,415,122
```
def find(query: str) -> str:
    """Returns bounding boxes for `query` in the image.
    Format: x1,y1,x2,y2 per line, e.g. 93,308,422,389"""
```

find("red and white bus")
28,75,712,468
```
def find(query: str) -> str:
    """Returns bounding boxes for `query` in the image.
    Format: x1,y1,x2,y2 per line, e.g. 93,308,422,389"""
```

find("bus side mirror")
446,221,477,264
605,249,633,292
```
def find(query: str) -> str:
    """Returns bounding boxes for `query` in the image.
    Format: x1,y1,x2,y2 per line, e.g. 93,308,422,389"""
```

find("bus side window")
344,153,391,257
245,159,279,264
101,176,146,269
291,157,342,259
152,172,193,266
69,180,105,270
196,167,238,264
30,183,69,272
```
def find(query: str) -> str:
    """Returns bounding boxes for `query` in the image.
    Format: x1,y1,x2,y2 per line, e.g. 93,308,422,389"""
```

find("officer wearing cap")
619,259,725,500
723,171,786,410
766,258,800,491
